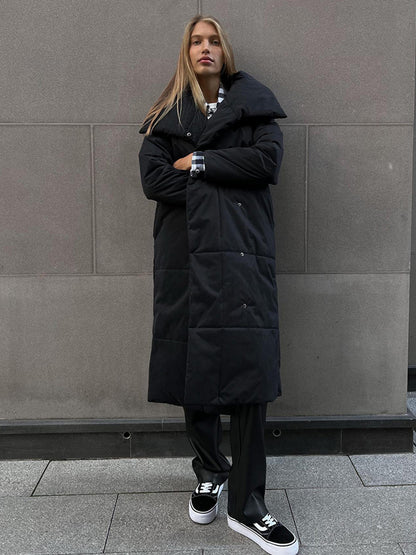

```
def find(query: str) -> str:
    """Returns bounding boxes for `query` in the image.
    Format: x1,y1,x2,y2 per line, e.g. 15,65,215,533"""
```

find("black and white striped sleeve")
190,151,205,177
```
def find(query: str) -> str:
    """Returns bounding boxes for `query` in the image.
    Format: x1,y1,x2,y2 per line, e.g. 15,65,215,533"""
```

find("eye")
192,39,200,45
212,39,220,46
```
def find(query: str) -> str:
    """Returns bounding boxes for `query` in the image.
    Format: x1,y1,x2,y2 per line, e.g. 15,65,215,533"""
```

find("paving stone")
296,545,405,555
400,542,416,554
408,396,416,414
287,485,416,545
34,457,196,495
0,494,116,554
27,552,202,555
205,548,279,555
109,552,202,554
30,455,369,497
205,545,404,554
350,453,416,485
263,455,362,489
102,552,202,554
221,455,361,491
0,460,48,496
105,490,296,552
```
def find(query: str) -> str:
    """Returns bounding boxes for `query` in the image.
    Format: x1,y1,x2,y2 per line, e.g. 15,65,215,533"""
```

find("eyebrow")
190,34,220,39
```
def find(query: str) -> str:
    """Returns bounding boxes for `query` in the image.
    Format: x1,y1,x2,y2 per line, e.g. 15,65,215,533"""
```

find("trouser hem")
184,402,268,522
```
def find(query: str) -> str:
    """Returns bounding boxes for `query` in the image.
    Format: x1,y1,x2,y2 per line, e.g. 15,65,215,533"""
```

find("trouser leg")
183,406,231,485
227,402,269,524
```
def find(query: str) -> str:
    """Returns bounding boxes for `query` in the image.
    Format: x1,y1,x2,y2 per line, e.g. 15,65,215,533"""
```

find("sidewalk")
0,395,415,555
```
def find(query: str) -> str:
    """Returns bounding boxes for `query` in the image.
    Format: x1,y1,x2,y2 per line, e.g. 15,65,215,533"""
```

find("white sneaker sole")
227,513,299,555
188,482,224,524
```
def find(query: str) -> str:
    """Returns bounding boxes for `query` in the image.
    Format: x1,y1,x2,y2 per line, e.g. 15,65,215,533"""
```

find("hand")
173,152,193,171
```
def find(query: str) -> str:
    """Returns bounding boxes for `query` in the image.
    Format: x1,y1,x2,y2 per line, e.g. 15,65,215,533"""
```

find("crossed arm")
138,118,284,206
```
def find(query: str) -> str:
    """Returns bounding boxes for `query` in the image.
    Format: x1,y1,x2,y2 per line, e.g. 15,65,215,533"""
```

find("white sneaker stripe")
253,522,269,532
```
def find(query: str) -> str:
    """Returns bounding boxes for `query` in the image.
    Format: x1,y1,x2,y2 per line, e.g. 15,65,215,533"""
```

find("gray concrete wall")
0,1,414,420
409,46,416,368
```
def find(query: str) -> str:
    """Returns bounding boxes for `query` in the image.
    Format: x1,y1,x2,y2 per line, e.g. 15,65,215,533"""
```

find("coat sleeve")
201,118,284,188
138,133,190,206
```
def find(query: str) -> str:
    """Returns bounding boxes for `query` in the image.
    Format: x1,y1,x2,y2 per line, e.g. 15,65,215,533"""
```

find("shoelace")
196,481,218,494
262,513,278,527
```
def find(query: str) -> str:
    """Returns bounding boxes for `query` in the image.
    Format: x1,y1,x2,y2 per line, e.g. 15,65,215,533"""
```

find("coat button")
237,202,242,207
240,252,244,256
186,131,192,137
242,303,247,309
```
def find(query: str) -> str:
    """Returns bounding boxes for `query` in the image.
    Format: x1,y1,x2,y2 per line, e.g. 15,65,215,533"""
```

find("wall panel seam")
304,124,309,273
0,122,413,126
90,125,96,274
0,272,409,278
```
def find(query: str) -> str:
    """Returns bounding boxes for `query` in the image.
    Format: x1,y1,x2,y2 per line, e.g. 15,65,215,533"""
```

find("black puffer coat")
138,70,287,411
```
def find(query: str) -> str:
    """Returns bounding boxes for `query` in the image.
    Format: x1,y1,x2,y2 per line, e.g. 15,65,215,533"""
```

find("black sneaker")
227,511,299,554
188,481,225,524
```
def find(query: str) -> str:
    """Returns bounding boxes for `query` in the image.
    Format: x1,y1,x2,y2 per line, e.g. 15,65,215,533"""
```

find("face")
189,21,224,79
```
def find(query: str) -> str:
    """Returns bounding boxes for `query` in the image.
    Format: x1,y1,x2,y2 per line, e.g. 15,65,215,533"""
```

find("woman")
138,14,299,555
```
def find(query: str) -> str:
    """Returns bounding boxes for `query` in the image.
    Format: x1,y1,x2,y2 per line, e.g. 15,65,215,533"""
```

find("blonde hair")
140,14,237,136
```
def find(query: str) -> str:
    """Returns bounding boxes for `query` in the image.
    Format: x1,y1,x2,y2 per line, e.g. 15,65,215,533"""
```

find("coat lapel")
195,99,237,148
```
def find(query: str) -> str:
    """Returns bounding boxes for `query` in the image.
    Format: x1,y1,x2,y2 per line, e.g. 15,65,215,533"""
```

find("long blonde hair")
140,15,237,136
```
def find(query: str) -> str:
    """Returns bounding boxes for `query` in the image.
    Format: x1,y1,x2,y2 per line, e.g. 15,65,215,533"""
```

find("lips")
199,57,214,63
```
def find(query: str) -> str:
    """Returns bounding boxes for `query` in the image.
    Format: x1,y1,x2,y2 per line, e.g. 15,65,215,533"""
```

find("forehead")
191,21,219,38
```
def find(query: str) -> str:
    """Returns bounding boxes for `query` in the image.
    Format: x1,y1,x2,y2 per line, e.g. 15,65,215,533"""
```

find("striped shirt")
190,83,225,177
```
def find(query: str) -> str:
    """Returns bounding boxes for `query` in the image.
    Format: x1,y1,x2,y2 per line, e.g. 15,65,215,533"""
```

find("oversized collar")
139,70,287,149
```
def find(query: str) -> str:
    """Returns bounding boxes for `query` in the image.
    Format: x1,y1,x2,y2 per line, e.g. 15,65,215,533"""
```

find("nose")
201,40,210,51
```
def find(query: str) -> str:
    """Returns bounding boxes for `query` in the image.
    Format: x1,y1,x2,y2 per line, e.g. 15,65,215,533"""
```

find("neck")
197,75,220,103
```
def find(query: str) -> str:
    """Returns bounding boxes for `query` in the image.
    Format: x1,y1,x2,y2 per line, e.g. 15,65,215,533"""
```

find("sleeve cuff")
190,151,205,177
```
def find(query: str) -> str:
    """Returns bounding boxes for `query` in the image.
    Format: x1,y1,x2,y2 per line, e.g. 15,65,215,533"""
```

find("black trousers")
183,402,269,524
